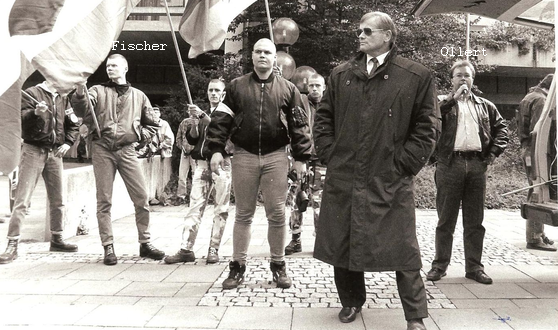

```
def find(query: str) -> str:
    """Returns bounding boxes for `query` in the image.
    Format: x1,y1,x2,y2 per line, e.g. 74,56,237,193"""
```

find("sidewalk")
0,174,557,329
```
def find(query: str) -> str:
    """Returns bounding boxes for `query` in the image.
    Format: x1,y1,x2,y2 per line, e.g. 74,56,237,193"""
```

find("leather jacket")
435,93,508,165
207,71,312,162
21,83,79,149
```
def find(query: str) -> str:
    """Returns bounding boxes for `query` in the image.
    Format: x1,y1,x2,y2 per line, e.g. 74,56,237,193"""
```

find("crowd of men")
0,10,555,330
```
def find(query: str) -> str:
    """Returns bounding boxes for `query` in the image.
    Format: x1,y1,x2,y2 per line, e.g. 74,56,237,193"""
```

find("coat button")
384,75,389,79
346,80,351,86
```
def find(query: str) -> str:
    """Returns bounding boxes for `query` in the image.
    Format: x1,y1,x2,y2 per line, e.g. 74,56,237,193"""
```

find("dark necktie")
368,57,378,76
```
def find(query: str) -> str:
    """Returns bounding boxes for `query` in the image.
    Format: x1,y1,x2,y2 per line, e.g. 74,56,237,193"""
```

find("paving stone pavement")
2,175,558,329
9,208,557,311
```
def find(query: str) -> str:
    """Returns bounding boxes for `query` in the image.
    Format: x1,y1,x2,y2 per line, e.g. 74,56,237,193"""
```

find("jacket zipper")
258,83,264,155
111,91,119,150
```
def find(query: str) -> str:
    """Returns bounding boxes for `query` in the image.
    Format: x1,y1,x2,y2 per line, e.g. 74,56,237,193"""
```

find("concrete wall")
478,44,554,68
46,156,172,242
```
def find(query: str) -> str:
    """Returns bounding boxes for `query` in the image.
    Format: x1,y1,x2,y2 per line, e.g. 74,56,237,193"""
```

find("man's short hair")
450,60,476,79
107,53,128,68
308,73,325,85
360,12,397,45
208,78,226,89
539,74,554,89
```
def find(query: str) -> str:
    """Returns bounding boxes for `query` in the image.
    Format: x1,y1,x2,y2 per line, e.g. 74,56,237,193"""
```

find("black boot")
50,234,78,252
164,249,195,264
139,242,165,260
270,261,292,288
285,239,302,255
285,233,302,255
103,244,117,265
0,239,18,264
222,261,246,289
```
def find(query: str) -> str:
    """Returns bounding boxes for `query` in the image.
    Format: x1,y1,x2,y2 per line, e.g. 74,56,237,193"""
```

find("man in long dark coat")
313,11,439,330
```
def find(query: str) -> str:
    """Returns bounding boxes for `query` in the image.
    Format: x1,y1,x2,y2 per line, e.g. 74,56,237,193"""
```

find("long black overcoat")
313,48,440,272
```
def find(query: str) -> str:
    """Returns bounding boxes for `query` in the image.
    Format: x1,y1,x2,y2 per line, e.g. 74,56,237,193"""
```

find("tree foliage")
473,21,555,56
231,0,475,92
166,0,552,113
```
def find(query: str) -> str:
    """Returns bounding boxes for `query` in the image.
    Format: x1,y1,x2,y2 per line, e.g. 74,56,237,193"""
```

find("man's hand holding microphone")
453,84,469,101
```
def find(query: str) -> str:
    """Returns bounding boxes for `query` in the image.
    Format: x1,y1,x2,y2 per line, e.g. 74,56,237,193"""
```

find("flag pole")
264,0,274,43
21,90,52,114
163,0,193,104
85,92,102,138
264,0,279,70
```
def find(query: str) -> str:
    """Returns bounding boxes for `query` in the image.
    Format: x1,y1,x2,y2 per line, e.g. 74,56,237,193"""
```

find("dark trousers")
334,267,428,321
432,157,487,273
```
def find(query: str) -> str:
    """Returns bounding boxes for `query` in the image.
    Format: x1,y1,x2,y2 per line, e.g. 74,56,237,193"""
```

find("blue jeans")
432,156,487,273
231,146,289,264
91,142,151,246
181,158,232,250
8,143,65,239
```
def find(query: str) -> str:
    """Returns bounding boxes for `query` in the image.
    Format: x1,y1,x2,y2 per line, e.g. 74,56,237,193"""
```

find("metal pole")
86,93,102,138
264,0,274,43
501,179,558,197
466,13,470,60
163,0,193,104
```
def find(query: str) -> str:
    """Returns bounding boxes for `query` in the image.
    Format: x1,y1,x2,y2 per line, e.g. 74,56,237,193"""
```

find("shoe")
284,239,302,255
465,270,493,284
407,318,427,330
164,249,195,264
222,261,246,289
270,261,292,288
206,247,219,264
0,239,18,264
338,307,361,323
526,241,557,251
103,244,117,265
50,234,78,252
139,242,165,260
542,235,555,245
426,268,446,281
0,217,5,224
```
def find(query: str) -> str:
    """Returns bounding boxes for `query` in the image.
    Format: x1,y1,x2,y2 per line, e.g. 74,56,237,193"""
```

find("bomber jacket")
21,82,80,149
186,104,234,161
72,82,158,151
436,93,508,165
206,71,312,162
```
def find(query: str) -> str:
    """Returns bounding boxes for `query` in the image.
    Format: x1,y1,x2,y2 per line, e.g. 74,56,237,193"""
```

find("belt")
453,151,482,159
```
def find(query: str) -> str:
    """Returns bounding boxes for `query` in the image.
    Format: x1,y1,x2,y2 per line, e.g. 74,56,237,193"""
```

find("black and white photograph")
0,0,556,329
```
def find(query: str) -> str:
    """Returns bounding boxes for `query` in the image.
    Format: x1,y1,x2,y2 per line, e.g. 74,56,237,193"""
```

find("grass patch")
414,120,529,210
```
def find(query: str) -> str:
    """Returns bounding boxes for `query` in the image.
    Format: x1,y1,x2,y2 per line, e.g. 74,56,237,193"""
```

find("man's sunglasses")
356,28,385,37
